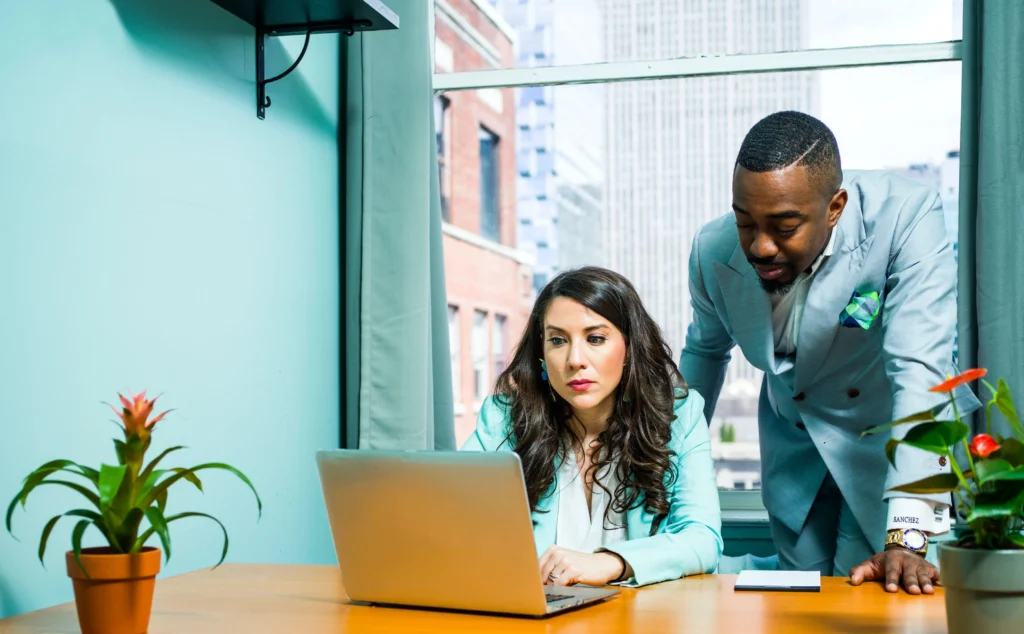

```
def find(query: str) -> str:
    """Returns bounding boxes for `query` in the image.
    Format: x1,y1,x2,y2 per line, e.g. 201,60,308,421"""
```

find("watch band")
886,528,928,556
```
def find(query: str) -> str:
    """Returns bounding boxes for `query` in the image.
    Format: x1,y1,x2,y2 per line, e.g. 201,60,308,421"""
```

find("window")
434,1,964,498
448,305,461,405
434,95,452,222
472,310,489,403
493,314,508,379
479,127,501,242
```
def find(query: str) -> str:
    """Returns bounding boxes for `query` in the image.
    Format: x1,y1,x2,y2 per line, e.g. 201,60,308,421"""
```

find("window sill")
454,403,466,416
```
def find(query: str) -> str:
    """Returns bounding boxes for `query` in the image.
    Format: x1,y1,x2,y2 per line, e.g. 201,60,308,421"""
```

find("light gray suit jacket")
680,169,979,550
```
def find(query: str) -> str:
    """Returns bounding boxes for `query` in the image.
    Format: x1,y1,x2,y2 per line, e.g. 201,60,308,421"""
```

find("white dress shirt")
554,448,627,552
769,228,950,537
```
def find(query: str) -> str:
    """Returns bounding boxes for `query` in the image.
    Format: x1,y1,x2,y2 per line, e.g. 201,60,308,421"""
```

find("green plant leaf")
885,438,900,468
137,446,186,493
140,463,261,519
997,438,1024,467
884,435,952,469
137,469,167,503
7,480,101,538
156,489,168,514
1009,533,1024,549
860,405,945,438
888,473,961,494
113,439,127,465
903,421,971,448
37,510,102,567
70,519,92,579
975,458,1014,482
23,460,99,488
144,507,172,562
993,378,1024,441
98,464,128,510
170,468,203,492
967,503,1018,523
136,512,230,567
982,467,1024,482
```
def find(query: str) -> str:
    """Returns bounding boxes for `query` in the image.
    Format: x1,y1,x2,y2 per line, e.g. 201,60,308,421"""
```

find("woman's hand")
539,545,626,586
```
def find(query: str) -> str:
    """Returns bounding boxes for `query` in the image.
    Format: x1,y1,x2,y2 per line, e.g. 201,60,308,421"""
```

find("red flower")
107,391,171,436
969,434,1001,459
930,368,988,393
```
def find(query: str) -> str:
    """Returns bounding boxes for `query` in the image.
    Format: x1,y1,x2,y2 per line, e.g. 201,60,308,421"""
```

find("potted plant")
5,391,261,634
863,369,1024,634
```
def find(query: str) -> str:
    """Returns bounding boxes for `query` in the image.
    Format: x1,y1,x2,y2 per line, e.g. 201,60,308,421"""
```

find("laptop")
315,449,619,617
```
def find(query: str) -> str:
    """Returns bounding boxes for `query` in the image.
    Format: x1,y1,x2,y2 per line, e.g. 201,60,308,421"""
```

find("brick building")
434,0,535,444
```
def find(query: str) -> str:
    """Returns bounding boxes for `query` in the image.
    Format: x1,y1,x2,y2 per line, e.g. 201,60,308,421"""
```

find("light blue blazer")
461,389,723,587
680,169,981,551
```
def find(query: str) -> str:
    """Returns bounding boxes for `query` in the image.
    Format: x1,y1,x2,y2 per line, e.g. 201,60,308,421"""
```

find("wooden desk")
0,564,947,633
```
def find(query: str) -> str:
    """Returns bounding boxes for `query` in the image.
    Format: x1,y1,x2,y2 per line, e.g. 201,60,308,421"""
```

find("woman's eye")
549,337,566,346
588,335,606,345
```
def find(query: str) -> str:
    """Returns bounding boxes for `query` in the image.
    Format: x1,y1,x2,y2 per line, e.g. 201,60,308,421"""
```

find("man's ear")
828,188,848,227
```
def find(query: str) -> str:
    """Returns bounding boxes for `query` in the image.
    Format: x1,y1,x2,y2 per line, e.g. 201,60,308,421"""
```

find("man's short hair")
736,111,843,198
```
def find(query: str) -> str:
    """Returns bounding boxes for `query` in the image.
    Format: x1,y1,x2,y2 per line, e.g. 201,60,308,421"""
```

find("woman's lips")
567,380,594,392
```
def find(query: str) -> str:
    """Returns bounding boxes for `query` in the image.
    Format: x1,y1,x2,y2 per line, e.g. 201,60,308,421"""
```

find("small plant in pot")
5,391,261,634
863,369,1024,634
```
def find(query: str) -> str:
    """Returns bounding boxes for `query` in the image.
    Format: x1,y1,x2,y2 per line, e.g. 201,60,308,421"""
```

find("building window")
493,314,508,380
472,310,490,403
479,127,500,242
448,305,461,404
435,95,452,222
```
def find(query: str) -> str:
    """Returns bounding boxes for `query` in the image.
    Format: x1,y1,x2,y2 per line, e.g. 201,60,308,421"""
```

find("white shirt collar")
806,227,837,276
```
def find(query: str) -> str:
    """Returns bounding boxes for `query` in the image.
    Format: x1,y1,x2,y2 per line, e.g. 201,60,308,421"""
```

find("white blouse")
554,448,627,552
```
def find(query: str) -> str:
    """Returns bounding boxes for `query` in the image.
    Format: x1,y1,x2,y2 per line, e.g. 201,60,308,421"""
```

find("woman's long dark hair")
494,266,687,532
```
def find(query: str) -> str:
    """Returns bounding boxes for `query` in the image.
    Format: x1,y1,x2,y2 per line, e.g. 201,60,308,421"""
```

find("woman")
461,266,722,588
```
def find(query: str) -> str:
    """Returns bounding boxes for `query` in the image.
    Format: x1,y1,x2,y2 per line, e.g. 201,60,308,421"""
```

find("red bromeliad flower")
930,368,988,393
108,391,171,436
969,434,1001,459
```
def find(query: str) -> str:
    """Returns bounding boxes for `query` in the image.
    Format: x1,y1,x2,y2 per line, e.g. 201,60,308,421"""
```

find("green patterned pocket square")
840,290,881,329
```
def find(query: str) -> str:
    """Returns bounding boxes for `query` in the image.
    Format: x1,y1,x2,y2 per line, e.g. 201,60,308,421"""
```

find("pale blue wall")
0,0,340,617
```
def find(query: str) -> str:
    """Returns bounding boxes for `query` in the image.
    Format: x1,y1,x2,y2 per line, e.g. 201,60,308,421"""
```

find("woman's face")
542,297,627,420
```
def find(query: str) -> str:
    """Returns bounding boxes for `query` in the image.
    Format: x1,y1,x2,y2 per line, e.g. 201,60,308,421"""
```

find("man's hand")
538,545,625,587
849,548,939,595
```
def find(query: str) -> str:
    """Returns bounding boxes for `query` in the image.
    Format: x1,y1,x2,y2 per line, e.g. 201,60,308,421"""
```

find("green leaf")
113,439,127,465
136,512,230,567
144,507,172,562
976,458,1014,482
137,446,186,493
993,379,1024,441
7,480,102,538
156,490,168,514
861,405,944,438
37,510,103,566
901,420,970,448
70,520,92,579
888,473,961,494
997,438,1024,467
884,435,953,469
137,470,167,502
967,503,1019,523
170,468,203,492
1009,533,1024,549
885,438,900,468
98,464,128,510
140,463,261,519
983,467,1024,482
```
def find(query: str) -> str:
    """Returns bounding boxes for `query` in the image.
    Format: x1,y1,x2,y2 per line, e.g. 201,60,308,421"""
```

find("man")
681,111,979,593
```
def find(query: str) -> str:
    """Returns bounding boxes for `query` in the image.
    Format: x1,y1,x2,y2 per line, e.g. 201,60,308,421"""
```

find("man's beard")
758,277,794,296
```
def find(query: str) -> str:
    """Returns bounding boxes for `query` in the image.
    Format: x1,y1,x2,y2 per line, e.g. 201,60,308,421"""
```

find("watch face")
903,529,927,550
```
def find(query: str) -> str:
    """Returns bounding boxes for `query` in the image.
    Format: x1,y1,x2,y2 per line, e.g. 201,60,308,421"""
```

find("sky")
808,0,961,169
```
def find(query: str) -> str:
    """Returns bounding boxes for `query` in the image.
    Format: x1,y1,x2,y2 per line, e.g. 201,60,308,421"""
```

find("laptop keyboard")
545,593,573,603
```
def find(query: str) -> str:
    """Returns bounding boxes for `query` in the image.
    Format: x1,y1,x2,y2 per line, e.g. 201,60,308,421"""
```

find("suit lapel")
793,200,873,392
713,248,776,373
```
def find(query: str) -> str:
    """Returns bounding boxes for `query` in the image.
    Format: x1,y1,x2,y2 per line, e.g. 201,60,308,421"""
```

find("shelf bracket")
256,20,373,120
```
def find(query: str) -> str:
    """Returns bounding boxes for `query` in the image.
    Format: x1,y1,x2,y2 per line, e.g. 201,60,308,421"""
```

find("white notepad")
734,570,821,592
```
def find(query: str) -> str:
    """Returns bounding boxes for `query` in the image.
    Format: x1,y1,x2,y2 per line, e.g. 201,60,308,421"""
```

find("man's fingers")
849,556,881,585
902,567,921,595
884,554,902,592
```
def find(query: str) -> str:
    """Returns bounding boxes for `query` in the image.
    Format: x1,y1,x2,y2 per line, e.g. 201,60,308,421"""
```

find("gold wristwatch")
885,528,928,556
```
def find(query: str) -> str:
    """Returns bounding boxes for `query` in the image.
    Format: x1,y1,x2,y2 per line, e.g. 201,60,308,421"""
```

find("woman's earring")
539,359,556,402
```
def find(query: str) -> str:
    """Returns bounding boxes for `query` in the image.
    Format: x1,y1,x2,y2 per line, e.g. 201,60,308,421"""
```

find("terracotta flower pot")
65,546,162,634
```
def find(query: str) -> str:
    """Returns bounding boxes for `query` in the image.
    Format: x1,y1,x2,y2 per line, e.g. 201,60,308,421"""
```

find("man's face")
732,164,846,294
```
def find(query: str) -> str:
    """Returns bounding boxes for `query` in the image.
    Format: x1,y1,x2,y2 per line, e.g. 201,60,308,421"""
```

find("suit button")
939,456,948,466
793,392,806,401
795,422,806,430
848,389,861,398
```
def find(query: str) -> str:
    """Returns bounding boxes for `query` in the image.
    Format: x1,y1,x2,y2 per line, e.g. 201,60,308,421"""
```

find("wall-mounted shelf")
208,0,400,119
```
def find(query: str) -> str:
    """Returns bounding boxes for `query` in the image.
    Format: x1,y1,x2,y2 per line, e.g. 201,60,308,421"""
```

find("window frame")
431,11,966,516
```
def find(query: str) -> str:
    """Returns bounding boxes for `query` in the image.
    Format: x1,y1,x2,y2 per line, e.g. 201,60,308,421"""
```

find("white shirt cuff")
886,497,950,535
